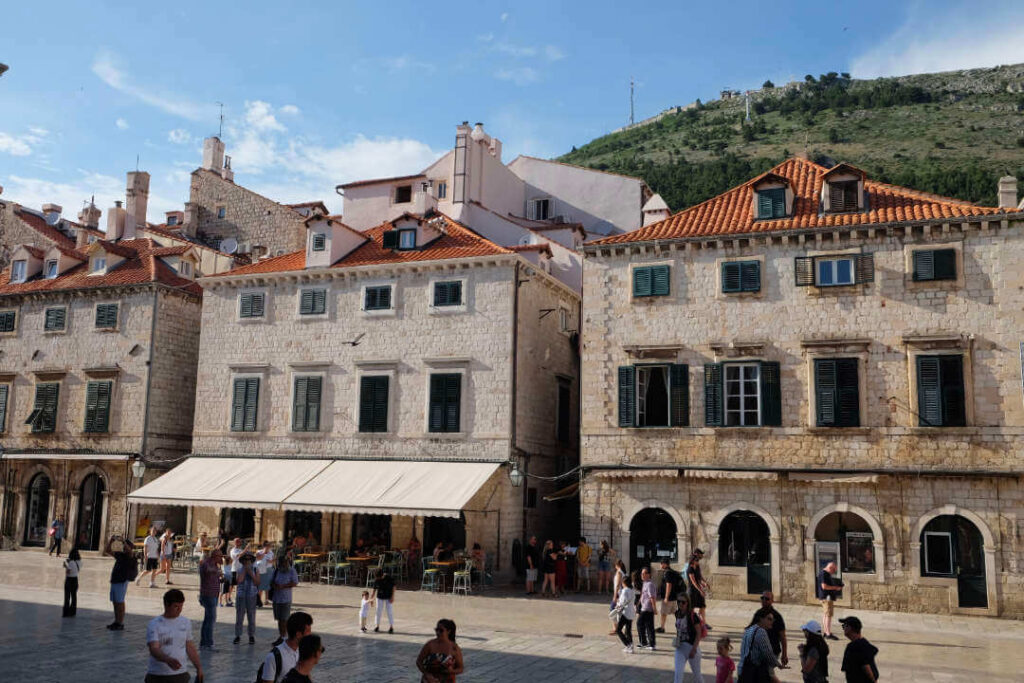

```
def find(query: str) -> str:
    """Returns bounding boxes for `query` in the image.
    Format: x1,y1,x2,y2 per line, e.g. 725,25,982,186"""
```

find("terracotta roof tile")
13,209,77,250
338,173,425,190
590,157,1007,246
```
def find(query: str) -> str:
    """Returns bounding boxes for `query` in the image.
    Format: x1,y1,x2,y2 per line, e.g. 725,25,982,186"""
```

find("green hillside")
559,65,1024,211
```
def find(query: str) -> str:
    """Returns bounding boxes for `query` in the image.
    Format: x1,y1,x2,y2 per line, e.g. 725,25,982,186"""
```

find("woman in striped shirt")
738,608,781,682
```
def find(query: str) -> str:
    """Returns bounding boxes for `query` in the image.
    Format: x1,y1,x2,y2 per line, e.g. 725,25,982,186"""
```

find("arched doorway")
629,507,677,572
813,511,875,577
718,510,771,594
220,508,255,540
921,515,987,608
77,474,106,551
24,473,51,547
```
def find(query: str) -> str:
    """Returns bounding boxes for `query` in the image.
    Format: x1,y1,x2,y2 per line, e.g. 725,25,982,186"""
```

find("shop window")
718,511,770,567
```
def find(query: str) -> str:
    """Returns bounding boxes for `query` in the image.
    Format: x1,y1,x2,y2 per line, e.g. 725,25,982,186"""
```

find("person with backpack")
259,612,313,683
104,535,136,631
280,634,323,683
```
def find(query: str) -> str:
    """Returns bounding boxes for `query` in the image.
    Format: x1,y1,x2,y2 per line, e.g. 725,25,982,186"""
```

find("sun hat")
799,620,823,634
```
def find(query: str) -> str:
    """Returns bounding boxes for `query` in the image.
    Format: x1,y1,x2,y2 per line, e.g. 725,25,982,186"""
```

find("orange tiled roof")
509,243,553,257
13,209,77,250
212,213,512,277
590,157,1008,246
0,238,201,297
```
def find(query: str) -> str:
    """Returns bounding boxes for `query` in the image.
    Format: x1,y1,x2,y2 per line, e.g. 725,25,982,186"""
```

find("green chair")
420,568,442,592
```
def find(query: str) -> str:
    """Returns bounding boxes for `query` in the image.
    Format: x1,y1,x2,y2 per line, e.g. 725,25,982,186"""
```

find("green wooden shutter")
794,257,815,286
85,381,111,433
382,230,400,249
429,374,460,432
243,378,259,431
913,250,935,281
854,253,874,284
299,290,314,314
428,375,445,431
251,293,265,317
0,311,14,332
933,249,957,280
829,183,845,211
305,376,322,431
740,261,761,292
372,376,388,432
651,265,670,296
670,364,689,427
814,359,837,427
34,383,59,433
84,382,98,432
721,262,741,293
293,377,308,431
632,267,652,297
916,356,942,427
45,308,65,331
96,303,118,328
703,364,723,427
939,355,966,427
239,294,253,318
835,359,860,427
618,366,635,427
313,290,326,314
359,376,389,432
231,378,246,431
759,361,782,426
757,192,774,219
444,374,460,432
0,385,7,432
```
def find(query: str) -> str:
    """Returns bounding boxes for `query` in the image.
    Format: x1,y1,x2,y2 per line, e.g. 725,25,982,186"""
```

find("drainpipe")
510,262,528,558
128,289,160,536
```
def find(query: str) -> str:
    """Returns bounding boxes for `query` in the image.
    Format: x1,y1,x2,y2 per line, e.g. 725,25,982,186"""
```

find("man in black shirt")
104,536,136,631
525,536,540,596
756,591,788,667
281,634,323,683
840,616,878,683
656,558,682,633
371,570,396,634
818,561,844,640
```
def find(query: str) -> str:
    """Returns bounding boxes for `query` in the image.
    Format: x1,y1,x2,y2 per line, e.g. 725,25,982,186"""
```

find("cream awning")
592,468,680,479
127,457,332,509
789,472,880,484
1,452,132,461
282,460,502,518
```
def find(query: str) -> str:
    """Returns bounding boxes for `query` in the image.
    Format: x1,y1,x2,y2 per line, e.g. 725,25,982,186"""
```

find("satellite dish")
45,212,60,226
518,234,532,246
220,238,238,254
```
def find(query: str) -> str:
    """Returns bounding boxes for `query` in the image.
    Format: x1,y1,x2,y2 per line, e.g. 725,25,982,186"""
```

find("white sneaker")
623,645,634,654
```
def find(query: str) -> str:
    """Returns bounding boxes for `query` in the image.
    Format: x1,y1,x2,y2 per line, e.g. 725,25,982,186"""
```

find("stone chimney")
125,171,149,239
42,203,62,224
998,175,1018,209
221,154,234,182
107,200,126,241
182,202,198,238
78,198,101,228
202,136,225,172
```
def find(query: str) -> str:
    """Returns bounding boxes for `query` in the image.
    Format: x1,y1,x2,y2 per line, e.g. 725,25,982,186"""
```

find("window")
923,531,953,575
558,307,570,333
433,280,463,307
91,257,106,273
230,377,260,432
44,307,66,332
394,185,412,204
311,233,326,251
704,361,781,427
364,285,392,311
299,289,327,315
556,379,571,444
44,260,58,278
0,310,16,333
239,292,265,318
437,182,447,199
95,303,118,329
358,375,389,432
721,261,761,293
916,355,966,427
756,188,786,219
828,181,860,213
528,198,551,220
381,230,400,249
398,229,416,250
632,265,670,298
216,206,226,219
913,249,957,281
179,261,192,277
814,358,859,427
0,384,8,432
718,511,770,567
11,260,26,282
26,383,59,433
292,376,322,432
83,381,112,433
618,364,688,428
428,373,461,433
167,215,179,226
795,254,874,287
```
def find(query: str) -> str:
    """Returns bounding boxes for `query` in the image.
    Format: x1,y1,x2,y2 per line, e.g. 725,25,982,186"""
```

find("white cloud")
543,45,565,62
381,56,435,73
851,7,1024,78
500,12,508,22
0,127,48,157
280,104,300,116
244,100,286,132
115,118,129,130
477,32,494,43
91,49,211,121
495,67,539,86
493,42,565,61
168,128,192,144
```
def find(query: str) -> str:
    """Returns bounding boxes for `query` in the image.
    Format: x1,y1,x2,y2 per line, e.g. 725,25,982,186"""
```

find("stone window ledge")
806,427,873,436
424,432,467,440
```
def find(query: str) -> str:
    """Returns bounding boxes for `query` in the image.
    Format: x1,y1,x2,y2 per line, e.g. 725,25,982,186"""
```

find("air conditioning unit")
238,241,252,254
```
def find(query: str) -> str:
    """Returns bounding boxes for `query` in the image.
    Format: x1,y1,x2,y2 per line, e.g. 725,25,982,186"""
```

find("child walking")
359,590,374,632
62,547,82,617
715,637,735,683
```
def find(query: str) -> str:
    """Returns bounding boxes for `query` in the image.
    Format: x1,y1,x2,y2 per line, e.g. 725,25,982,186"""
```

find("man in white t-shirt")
146,589,202,683
256,540,275,607
260,611,312,683
227,537,245,606
136,527,162,589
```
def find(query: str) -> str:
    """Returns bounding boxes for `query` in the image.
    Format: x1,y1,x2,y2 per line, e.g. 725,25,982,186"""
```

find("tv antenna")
629,77,635,126
136,154,140,171
216,102,224,138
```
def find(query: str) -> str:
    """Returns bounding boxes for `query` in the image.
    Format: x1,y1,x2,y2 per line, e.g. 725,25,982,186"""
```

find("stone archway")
806,502,885,583
619,498,687,571
912,505,996,612
708,502,782,599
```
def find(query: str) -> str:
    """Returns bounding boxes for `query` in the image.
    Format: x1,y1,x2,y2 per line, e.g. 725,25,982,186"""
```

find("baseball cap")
839,616,862,632
799,620,822,634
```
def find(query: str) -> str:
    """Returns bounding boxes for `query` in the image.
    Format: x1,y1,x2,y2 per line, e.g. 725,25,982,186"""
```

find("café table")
429,560,459,591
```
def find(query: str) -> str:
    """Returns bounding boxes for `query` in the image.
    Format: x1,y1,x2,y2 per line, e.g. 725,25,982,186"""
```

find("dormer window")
312,233,326,251
91,257,106,274
10,260,27,283
45,260,58,279
395,185,412,204
756,188,787,219
167,215,179,226
179,261,192,277
398,229,416,250
828,180,860,213
529,198,551,220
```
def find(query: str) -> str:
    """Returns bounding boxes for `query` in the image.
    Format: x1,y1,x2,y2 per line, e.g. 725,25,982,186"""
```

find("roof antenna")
629,77,635,126
217,102,224,138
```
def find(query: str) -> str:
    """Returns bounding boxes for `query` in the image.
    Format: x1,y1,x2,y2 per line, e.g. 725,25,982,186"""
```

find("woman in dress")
416,618,464,683
554,541,569,592
540,540,559,598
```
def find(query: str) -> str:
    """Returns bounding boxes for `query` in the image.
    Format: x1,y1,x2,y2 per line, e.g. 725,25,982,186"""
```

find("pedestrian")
228,537,246,605
576,537,592,592
370,568,396,633
609,558,627,635
839,616,878,683
271,555,300,643
198,547,223,650
146,589,203,683
193,531,208,563
137,527,161,588
407,534,422,578
737,607,781,683
756,591,789,668
797,620,830,683
160,529,176,585
234,551,259,645
358,590,373,632
596,540,613,593
540,540,559,598
258,611,312,683
613,574,637,654
657,557,683,634
555,540,569,592
220,550,233,607
687,551,711,630
672,593,703,682
257,540,275,607
716,637,736,683
104,535,135,631
280,634,323,683
48,515,65,557
62,546,81,617
417,618,465,683
817,561,844,640
524,535,540,596
637,566,657,650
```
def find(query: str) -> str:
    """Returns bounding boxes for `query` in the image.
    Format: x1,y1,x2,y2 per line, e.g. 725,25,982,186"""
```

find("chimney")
221,154,234,182
182,202,198,238
470,122,489,145
78,198,101,228
202,136,225,173
125,171,149,239
998,175,1018,209
42,203,62,225
107,200,126,241
489,137,502,160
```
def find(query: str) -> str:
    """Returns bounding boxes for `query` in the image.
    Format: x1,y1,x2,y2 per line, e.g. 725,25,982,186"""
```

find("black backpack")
255,645,283,683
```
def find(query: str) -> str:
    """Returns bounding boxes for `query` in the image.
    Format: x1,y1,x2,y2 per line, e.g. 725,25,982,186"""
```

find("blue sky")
1,1,1022,220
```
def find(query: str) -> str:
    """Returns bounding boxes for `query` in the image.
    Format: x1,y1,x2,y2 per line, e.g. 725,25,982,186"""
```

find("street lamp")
131,457,146,480
508,460,524,487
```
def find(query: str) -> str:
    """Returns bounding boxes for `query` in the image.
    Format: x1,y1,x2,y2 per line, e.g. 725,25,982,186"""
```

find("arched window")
921,515,984,578
24,473,51,546
814,511,874,574
718,511,769,567
629,507,678,570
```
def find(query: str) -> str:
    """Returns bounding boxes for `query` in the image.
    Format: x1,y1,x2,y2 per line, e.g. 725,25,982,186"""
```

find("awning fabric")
127,457,332,509
543,481,579,502
1,452,132,461
789,472,879,484
592,468,680,480
684,469,778,481
282,460,501,518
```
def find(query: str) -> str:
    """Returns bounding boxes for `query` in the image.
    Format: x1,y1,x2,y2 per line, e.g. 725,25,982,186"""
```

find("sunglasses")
760,597,772,601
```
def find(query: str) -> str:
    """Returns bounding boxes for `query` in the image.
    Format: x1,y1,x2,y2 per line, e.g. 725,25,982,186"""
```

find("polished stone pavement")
0,550,1021,682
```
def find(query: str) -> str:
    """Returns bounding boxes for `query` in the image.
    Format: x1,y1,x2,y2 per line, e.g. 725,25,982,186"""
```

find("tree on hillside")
762,80,775,89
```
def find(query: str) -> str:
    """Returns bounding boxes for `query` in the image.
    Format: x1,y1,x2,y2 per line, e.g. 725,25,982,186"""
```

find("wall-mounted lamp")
508,460,524,487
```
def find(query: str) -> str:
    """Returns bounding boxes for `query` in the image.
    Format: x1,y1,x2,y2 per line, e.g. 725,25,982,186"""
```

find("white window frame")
398,229,416,250
528,197,551,221
296,286,329,319
311,233,327,252
428,276,468,315
179,260,192,277
923,531,953,576
724,362,761,426
360,282,396,317
558,304,571,335
90,256,106,275
237,289,267,321
636,365,671,428
167,215,179,226
289,371,327,434
11,260,27,283
44,260,58,279
815,257,855,287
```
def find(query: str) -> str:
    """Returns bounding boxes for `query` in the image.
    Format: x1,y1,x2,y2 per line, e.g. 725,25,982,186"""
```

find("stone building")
0,189,202,551
579,158,1024,617
0,197,99,271
128,211,580,576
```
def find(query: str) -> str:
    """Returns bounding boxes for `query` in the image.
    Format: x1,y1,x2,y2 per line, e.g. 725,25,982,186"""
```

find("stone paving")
1,550,1022,682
